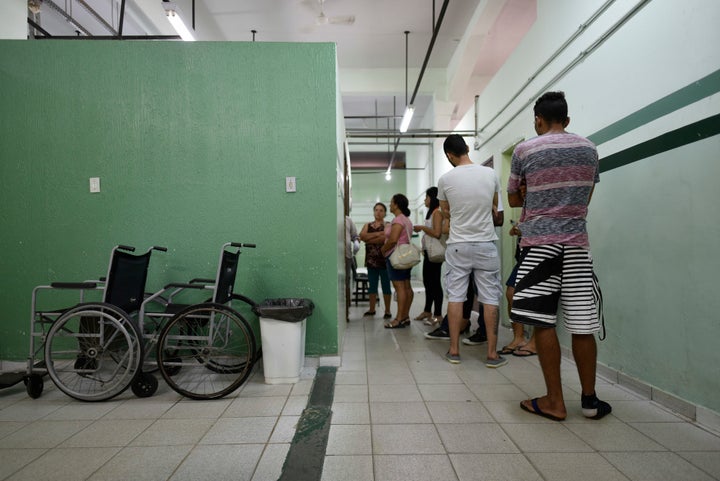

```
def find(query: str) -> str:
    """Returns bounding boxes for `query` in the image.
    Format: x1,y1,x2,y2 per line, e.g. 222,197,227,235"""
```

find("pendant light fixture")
162,1,195,41
399,30,414,133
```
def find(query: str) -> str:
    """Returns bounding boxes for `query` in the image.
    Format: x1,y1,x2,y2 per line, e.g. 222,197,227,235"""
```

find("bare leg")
447,301,463,356
510,329,537,357
521,325,567,419
395,280,412,321
368,293,377,313
505,286,526,349
383,294,392,316
572,333,597,396
385,280,406,327
405,281,414,319
483,304,501,360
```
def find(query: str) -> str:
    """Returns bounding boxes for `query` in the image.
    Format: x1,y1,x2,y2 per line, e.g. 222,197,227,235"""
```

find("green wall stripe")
600,114,720,173
589,69,720,146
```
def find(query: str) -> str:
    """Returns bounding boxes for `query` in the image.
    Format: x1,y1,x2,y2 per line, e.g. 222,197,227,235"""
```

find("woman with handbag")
381,193,416,328
413,187,448,326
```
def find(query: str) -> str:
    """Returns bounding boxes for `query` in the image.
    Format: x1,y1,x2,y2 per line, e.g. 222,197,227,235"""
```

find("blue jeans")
367,266,390,295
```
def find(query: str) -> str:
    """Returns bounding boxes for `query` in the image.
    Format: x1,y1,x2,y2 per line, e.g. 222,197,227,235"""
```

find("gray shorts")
444,242,502,305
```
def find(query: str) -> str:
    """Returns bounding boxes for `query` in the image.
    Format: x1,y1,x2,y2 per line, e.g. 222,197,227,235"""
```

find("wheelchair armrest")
50,282,99,289
189,278,215,285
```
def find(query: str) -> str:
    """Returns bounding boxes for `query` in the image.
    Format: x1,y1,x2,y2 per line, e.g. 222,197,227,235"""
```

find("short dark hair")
534,91,568,124
425,186,439,219
373,202,387,213
443,134,469,157
392,193,411,217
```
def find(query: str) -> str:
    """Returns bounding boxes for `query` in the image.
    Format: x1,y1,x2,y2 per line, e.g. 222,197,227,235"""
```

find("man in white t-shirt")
437,134,506,367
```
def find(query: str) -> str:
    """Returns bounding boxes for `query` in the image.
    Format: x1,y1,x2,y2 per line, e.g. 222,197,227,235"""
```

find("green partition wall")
0,40,341,359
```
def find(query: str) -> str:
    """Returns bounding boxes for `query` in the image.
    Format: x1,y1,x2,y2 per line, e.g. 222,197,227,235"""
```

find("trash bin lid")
252,298,314,322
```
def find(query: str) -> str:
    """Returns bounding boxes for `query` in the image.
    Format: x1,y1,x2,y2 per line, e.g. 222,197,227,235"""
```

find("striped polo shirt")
508,132,599,248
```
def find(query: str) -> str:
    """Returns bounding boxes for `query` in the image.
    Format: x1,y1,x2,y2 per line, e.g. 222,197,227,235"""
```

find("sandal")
414,312,431,321
400,317,411,326
423,315,441,327
383,313,392,319
363,311,376,317
497,345,518,355
384,318,407,329
512,347,537,357
520,398,565,422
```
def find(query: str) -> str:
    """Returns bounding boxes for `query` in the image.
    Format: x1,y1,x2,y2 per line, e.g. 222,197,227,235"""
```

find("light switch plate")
285,176,296,192
89,177,100,193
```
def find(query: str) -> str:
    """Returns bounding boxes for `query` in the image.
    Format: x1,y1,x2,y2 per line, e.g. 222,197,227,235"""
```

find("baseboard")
301,356,341,368
0,361,25,371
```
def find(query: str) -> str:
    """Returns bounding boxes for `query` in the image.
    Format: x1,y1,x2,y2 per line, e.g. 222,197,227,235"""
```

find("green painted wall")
0,40,341,359
589,135,720,408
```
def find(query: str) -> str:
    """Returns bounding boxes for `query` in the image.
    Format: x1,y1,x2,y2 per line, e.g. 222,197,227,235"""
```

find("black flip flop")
497,345,517,355
520,398,565,421
512,348,537,357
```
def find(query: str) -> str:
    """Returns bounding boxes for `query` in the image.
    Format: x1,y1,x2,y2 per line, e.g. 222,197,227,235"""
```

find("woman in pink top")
380,194,415,328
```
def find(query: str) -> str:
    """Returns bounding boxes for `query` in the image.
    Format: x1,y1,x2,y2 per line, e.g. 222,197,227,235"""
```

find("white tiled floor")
326,291,720,481
1,288,719,480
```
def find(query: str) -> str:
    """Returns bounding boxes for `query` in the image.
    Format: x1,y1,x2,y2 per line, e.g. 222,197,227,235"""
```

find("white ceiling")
30,0,536,136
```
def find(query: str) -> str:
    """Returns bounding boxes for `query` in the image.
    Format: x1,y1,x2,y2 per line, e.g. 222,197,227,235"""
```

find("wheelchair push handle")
117,245,167,253
230,242,256,248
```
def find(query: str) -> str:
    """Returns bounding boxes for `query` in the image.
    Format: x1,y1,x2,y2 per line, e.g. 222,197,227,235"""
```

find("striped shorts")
510,244,601,334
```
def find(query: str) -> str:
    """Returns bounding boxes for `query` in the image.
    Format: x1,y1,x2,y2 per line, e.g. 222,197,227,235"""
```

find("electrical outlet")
89,177,100,193
285,176,296,193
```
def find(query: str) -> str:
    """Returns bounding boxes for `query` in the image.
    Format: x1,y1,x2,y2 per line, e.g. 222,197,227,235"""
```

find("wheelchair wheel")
26,374,44,399
44,303,142,402
131,371,158,398
157,303,256,400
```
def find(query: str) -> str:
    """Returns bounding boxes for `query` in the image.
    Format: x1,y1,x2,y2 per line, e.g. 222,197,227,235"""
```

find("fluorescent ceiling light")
163,2,195,41
385,171,392,181
399,105,414,133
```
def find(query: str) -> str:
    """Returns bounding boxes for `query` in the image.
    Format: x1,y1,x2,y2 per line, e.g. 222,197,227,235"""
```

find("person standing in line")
359,202,393,319
437,135,506,367
498,218,537,356
380,194,415,328
413,187,447,326
509,91,611,421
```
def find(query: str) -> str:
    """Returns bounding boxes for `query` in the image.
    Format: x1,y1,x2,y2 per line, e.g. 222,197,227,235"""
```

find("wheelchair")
28,245,166,401
135,242,259,400
29,242,259,402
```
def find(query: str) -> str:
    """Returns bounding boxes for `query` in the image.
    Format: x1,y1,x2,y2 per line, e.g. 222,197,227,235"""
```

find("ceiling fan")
306,0,355,26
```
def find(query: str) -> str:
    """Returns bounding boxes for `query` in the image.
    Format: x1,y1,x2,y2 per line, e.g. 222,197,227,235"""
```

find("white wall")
452,0,720,415
0,0,26,39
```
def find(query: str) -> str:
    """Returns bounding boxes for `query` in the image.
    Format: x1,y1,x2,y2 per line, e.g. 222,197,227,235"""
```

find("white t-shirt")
437,163,500,244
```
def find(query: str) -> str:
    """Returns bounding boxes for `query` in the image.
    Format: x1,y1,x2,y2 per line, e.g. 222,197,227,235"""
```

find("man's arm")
439,200,451,219
508,191,523,208
508,181,527,208
492,192,504,226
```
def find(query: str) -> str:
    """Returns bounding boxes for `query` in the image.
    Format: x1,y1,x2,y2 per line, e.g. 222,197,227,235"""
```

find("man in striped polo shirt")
508,91,611,421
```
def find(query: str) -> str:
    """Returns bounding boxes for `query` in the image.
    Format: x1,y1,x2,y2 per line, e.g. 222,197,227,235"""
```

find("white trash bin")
259,317,306,384
254,298,314,385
